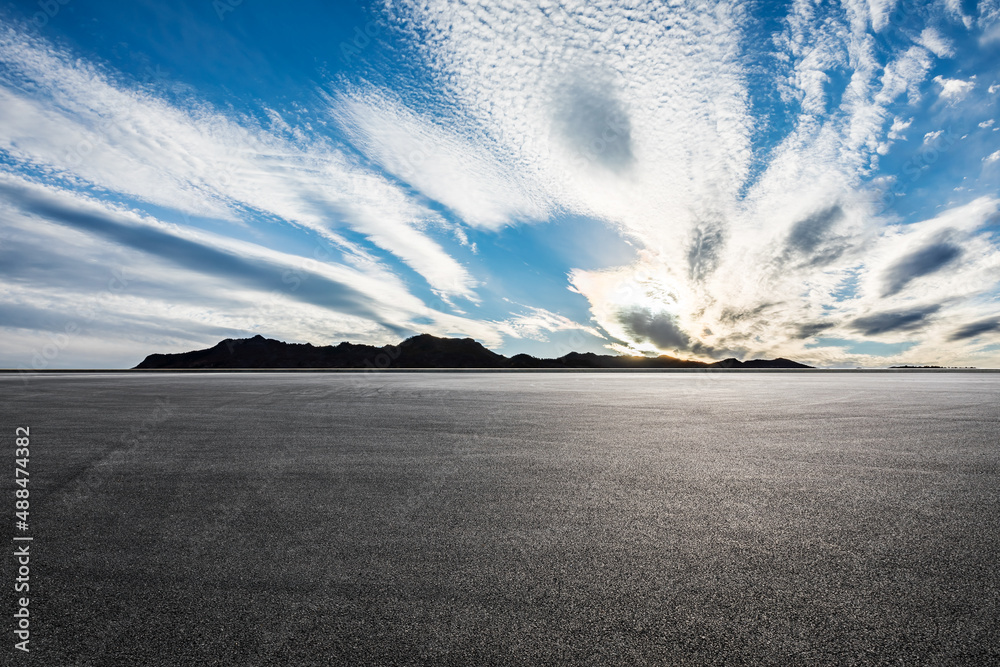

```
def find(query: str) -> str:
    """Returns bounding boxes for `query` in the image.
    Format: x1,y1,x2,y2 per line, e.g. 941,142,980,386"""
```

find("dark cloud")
0,234,258,308
795,321,835,338
689,340,746,360
687,222,725,283
0,182,400,331
948,318,1000,341
881,241,963,297
0,301,245,341
0,302,69,333
0,236,121,292
787,205,843,253
783,205,847,267
617,307,690,350
719,302,774,324
554,79,634,172
850,305,941,336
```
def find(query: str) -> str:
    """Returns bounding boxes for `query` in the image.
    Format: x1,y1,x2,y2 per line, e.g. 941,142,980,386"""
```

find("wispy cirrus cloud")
0,24,476,301
331,86,553,230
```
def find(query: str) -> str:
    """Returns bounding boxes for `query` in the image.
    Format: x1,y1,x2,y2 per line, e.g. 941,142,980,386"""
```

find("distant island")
889,365,976,369
134,334,812,370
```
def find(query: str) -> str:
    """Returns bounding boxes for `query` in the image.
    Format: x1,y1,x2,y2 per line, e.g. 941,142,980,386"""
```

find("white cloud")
943,0,974,28
917,27,955,58
875,46,934,108
330,87,552,230
0,26,477,300
866,0,898,32
493,307,602,342
981,0,1000,42
986,150,1000,163
888,117,912,139
982,120,997,128
933,75,976,100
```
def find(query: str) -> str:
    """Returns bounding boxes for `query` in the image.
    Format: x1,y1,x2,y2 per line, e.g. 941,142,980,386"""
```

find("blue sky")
1,0,999,368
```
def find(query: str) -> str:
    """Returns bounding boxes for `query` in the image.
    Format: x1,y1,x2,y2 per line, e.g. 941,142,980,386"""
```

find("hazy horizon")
8,330,996,370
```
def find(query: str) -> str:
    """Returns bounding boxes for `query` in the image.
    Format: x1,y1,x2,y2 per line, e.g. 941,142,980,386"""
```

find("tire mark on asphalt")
49,396,177,505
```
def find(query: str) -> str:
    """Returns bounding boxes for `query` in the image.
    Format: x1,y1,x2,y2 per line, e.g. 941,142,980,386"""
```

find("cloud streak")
0,25,476,300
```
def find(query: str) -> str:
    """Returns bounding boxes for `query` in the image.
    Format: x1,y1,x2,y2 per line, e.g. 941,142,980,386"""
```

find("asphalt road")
2,372,999,665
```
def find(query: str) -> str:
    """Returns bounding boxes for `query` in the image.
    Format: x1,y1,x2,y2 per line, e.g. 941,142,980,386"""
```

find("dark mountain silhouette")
134,334,812,370
712,357,812,369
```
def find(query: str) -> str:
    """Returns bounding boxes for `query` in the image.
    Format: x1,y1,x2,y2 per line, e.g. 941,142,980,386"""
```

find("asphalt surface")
1,372,999,665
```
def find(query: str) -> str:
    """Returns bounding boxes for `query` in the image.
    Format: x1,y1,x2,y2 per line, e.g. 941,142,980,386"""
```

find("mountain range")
134,334,812,370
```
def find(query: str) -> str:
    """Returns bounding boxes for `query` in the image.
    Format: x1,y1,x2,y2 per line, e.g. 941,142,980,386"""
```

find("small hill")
712,357,812,369
554,351,710,369
134,334,812,370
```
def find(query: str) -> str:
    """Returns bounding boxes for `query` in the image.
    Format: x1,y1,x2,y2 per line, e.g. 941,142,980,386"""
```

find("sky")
0,0,998,369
